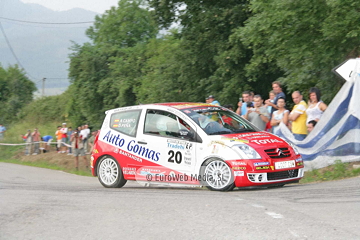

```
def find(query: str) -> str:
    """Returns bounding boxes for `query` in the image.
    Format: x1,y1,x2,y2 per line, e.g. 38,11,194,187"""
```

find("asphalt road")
0,162,359,240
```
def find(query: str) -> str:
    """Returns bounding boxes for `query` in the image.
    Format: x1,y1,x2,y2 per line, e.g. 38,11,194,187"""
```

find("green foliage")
0,65,36,124
19,94,69,124
86,0,158,48
63,0,360,125
239,0,360,102
301,160,360,183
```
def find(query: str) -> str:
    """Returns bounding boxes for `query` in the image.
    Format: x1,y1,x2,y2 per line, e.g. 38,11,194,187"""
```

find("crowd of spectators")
21,123,98,161
207,81,327,140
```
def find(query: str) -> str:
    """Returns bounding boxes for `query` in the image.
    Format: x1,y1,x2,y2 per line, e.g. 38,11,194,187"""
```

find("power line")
0,16,94,25
0,21,39,81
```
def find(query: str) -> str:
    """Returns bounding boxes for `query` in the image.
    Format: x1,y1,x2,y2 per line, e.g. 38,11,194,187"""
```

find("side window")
144,110,193,140
110,110,141,137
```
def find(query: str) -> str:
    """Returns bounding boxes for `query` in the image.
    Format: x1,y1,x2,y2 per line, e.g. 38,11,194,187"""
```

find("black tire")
97,156,127,188
200,158,235,191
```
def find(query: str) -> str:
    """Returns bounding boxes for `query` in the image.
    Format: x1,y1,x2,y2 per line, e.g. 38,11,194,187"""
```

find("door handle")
137,141,147,145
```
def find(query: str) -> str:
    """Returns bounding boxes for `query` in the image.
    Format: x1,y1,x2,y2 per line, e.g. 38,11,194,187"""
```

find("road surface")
0,162,359,239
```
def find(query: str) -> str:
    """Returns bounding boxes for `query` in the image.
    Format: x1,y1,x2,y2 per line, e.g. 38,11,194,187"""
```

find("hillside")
0,0,98,96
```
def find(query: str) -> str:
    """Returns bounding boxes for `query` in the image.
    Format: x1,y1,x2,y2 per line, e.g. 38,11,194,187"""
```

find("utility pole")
42,78,46,97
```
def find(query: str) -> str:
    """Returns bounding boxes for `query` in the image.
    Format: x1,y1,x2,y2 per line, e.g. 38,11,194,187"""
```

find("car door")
137,108,199,174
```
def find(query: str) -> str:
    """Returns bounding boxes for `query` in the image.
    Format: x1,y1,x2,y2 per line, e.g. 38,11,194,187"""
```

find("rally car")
91,102,304,191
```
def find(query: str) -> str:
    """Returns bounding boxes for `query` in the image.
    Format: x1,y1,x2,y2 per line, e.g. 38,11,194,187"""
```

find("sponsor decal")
255,166,270,170
123,167,136,175
232,166,246,170
174,103,211,109
167,142,185,150
231,161,247,166
234,171,244,177
221,137,249,143
254,162,270,166
103,130,160,162
114,119,120,123
270,166,274,170
208,140,227,147
252,139,283,145
297,162,303,166
184,156,192,165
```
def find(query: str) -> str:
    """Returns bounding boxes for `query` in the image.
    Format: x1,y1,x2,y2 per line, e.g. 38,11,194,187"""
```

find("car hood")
208,131,289,149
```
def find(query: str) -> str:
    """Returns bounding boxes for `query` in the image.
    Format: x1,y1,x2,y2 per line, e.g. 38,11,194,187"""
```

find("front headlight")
288,141,300,155
233,144,261,159
278,137,300,155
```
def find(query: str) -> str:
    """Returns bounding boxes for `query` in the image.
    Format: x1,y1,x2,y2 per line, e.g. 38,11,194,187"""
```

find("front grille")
267,169,299,180
264,148,291,159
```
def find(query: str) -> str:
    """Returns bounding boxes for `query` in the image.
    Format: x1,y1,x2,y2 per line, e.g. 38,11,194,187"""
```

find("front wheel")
200,159,234,191
97,156,127,188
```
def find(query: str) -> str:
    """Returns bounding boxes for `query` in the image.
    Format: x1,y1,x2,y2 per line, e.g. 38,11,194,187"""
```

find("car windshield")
181,106,259,135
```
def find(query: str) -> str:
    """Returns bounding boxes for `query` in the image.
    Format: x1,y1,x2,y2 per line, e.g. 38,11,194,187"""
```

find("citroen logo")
276,148,283,156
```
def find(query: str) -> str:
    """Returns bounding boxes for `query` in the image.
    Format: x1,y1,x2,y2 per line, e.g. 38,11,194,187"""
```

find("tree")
239,0,360,102
0,65,36,124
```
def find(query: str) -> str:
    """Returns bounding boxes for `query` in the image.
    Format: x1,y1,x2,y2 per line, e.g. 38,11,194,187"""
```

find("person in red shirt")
31,128,41,155
70,129,87,171
60,123,68,153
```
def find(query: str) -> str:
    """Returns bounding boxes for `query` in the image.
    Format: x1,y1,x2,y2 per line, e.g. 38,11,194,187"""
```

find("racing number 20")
168,150,182,164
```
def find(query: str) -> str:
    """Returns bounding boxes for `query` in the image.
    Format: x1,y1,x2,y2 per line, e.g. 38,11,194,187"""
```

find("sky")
20,0,120,13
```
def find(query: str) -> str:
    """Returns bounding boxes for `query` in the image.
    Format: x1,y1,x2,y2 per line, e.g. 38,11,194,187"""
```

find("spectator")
55,126,62,152
265,81,286,117
289,91,308,141
31,128,41,155
265,90,275,114
71,130,87,171
270,97,289,135
306,87,327,123
60,123,68,153
42,135,53,152
243,95,270,130
236,91,252,116
0,123,6,141
221,104,237,126
67,127,73,155
24,130,32,155
80,124,91,154
88,130,98,153
208,95,220,106
307,120,317,133
205,97,211,104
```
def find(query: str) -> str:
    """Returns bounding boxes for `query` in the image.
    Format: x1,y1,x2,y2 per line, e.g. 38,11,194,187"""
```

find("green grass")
0,158,93,177
300,160,360,183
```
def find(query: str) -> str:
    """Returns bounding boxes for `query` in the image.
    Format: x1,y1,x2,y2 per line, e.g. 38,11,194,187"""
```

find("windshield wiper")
208,131,232,135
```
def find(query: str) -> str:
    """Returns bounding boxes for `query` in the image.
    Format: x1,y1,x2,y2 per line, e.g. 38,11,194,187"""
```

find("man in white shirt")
80,124,91,153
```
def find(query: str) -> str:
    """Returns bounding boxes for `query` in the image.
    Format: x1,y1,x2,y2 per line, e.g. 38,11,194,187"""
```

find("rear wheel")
201,159,234,191
97,156,127,188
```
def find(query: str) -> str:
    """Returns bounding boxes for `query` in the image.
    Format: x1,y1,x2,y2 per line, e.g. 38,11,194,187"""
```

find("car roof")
153,102,215,110
106,102,221,114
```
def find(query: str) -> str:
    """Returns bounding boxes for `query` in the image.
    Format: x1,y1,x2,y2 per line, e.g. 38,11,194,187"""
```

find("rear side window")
144,109,194,139
110,110,141,137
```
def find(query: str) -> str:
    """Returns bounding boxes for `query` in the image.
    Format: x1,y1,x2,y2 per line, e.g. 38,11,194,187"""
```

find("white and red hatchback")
91,102,304,191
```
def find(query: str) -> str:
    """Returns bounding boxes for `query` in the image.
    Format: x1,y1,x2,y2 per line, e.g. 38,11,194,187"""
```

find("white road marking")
251,204,265,208
288,229,300,238
265,211,284,219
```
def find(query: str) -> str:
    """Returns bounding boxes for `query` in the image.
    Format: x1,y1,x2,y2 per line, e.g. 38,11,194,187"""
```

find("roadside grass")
0,145,92,177
300,160,360,183
0,158,92,177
